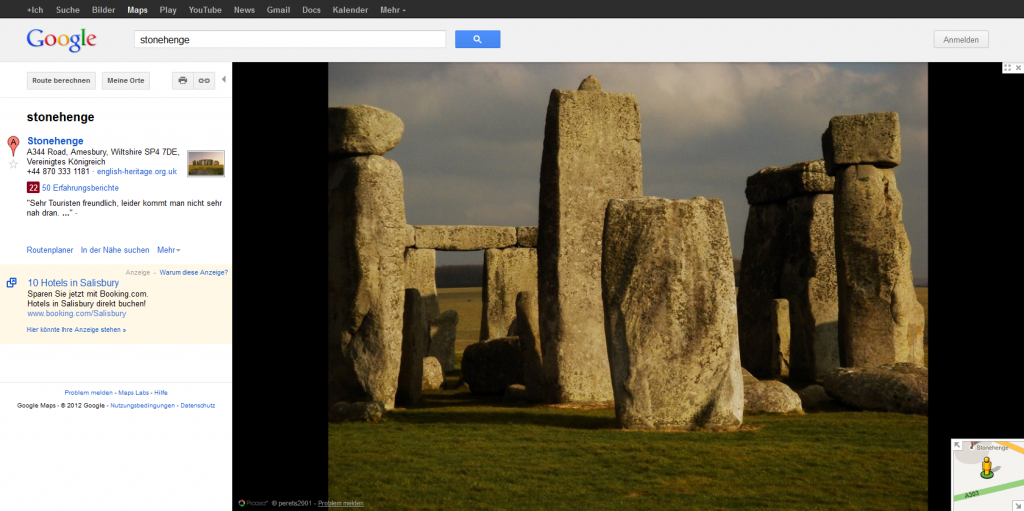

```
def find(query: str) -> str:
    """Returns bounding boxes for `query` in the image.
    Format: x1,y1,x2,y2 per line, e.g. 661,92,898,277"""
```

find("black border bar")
7,0,1024,18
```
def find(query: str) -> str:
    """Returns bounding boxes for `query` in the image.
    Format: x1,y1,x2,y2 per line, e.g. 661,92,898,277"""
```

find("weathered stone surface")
833,164,916,367
823,363,927,415
403,248,440,320
744,380,803,414
740,192,838,380
907,299,925,366
738,201,787,378
578,75,602,91
422,356,445,390
771,299,791,378
516,291,547,402
396,289,428,405
328,401,386,423
461,337,525,396
745,160,833,205
404,224,416,247
781,194,839,380
328,155,406,410
516,226,538,248
413,225,517,251
328,105,404,155
821,112,901,174
481,248,538,340
602,196,743,430
741,367,758,384
428,310,458,373
797,384,833,409
539,78,642,404
504,384,529,402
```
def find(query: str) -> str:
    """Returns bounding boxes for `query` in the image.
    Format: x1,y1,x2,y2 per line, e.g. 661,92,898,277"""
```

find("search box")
135,30,446,48
455,31,501,48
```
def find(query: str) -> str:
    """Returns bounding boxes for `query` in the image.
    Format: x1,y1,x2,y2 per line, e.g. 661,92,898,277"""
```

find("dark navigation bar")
7,0,1024,18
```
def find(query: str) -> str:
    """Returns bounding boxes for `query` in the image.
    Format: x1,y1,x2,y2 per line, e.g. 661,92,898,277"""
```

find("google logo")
27,29,97,53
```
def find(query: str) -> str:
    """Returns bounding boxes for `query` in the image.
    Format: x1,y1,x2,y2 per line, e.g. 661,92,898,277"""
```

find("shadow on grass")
389,407,617,429
393,392,617,429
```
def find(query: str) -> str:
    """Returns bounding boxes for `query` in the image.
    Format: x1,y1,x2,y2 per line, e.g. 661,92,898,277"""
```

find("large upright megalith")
822,112,918,367
403,248,441,320
328,105,407,410
397,289,428,405
602,197,743,430
480,248,538,340
538,76,642,403
738,160,838,379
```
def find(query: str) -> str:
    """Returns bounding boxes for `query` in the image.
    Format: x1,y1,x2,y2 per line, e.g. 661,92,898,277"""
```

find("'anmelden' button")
934,30,988,48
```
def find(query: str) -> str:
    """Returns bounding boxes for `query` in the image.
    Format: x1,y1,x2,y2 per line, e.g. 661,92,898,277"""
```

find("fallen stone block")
744,380,803,414
328,401,385,423
823,363,927,415
797,384,834,409
462,337,525,396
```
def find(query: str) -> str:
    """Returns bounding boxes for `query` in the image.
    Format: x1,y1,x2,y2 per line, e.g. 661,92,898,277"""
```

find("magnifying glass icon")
473,35,482,44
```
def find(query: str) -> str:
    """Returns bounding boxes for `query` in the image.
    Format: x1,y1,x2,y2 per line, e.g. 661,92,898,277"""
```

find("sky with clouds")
328,63,928,279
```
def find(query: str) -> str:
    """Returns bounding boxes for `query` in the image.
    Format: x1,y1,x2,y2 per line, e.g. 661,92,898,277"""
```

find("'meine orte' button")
934,30,989,48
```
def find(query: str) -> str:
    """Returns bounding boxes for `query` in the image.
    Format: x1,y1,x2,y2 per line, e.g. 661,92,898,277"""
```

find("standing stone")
403,248,440,320
781,194,839,379
422,356,445,391
771,299,791,378
481,248,538,340
907,300,925,365
823,112,915,368
328,105,404,156
328,154,406,410
396,289,428,405
739,161,838,380
428,310,458,373
538,77,642,404
832,164,916,367
516,291,546,402
602,197,743,430
737,201,787,378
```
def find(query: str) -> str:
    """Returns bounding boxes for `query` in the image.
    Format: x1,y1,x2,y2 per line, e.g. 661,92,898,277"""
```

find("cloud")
329,63,928,277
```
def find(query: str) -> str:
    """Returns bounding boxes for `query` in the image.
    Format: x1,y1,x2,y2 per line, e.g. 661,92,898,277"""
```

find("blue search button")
455,31,500,48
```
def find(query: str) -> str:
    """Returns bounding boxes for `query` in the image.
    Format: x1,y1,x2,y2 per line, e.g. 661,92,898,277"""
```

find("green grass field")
187,165,224,176
328,287,929,510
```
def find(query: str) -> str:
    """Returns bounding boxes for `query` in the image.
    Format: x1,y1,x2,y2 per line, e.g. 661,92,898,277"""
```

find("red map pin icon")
8,136,18,157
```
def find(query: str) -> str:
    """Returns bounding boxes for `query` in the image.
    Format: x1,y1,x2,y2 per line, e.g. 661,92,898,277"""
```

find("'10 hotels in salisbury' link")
26,29,97,53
